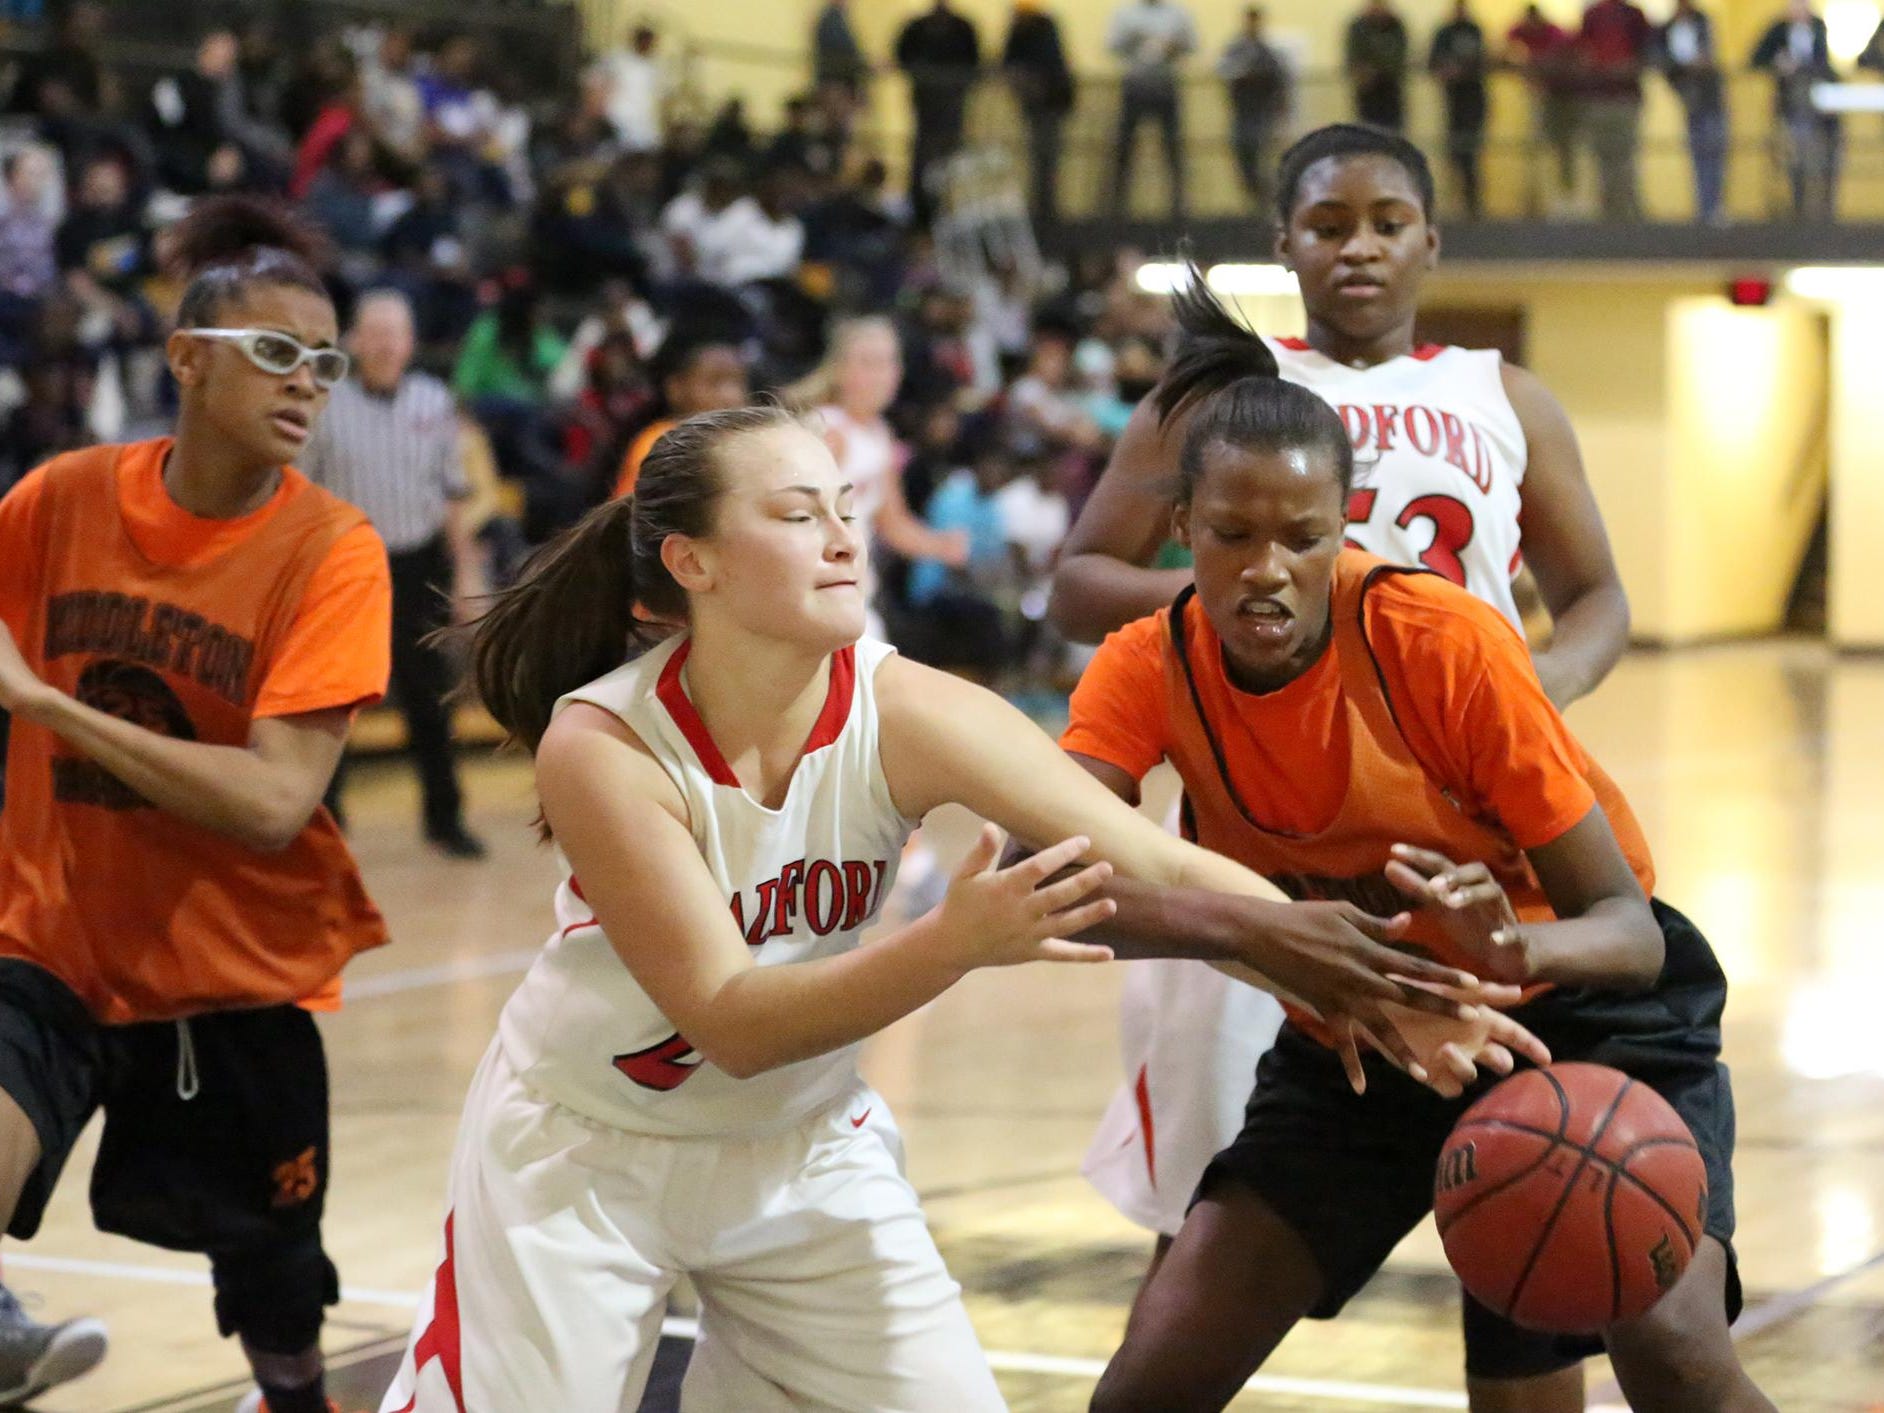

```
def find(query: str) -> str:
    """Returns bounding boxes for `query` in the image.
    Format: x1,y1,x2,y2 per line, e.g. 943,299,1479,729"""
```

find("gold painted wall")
1363,275,1822,642
564,0,1884,220
1427,270,1681,633
1663,299,1827,640
1827,304,1884,648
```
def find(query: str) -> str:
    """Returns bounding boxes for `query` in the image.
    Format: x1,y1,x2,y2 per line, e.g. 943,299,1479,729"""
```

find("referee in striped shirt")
299,289,487,858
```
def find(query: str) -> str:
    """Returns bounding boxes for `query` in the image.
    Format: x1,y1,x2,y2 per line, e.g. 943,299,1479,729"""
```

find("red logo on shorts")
613,1034,703,1091
270,1146,320,1208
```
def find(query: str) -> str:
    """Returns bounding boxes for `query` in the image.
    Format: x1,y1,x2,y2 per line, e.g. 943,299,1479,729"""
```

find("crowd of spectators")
1,0,1877,704
849,0,1884,226
0,0,1198,700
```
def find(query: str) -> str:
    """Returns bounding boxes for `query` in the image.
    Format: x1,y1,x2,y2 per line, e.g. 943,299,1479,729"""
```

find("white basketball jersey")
1265,337,1529,628
497,635,914,1138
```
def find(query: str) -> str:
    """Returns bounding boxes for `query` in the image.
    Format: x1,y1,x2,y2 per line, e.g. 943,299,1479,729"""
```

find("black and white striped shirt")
298,374,468,554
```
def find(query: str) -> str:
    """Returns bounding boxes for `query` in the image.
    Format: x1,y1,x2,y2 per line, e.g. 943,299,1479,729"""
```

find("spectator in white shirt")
597,25,669,153
698,168,807,287
657,159,746,281
1107,0,1197,219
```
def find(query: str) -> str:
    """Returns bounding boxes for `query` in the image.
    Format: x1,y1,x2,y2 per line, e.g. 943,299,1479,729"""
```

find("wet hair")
171,195,330,328
464,403,801,753
1275,123,1434,227
1153,266,1353,505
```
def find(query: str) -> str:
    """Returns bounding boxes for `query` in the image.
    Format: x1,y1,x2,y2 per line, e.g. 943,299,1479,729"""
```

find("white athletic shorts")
1080,961,1284,1237
381,1041,1005,1412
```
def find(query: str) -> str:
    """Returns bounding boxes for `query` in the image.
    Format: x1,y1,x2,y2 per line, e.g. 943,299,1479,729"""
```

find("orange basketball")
1433,1062,1707,1334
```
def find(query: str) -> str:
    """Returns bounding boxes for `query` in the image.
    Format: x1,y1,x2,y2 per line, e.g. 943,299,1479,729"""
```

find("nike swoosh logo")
849,1108,871,1128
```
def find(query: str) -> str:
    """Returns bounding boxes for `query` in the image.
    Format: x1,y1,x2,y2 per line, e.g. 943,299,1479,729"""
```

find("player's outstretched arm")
535,703,1115,1082
874,655,1541,1088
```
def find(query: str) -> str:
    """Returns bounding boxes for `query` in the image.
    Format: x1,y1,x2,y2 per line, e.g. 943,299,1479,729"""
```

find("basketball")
1433,1063,1708,1335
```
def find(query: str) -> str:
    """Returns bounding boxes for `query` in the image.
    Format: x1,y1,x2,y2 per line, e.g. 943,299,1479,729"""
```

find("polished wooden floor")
10,640,1884,1412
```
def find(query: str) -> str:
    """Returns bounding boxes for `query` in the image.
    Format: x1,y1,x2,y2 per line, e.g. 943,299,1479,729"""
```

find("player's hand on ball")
933,824,1116,969
1373,991,1553,1099
1385,844,1533,985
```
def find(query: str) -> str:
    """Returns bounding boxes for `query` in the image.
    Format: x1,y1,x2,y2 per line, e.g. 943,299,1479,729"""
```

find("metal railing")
673,43,1884,227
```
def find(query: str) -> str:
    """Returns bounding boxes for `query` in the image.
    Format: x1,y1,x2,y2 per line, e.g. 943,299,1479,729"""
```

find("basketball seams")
1435,1072,1571,1238
1503,1076,1634,1320
1433,1136,1559,1237
1610,1153,1704,1248
1438,1067,1708,1333
1450,1115,1564,1144
1603,1167,1625,1323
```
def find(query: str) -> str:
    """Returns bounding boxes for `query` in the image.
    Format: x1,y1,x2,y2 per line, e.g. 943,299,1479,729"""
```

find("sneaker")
0,1286,106,1407
424,822,487,860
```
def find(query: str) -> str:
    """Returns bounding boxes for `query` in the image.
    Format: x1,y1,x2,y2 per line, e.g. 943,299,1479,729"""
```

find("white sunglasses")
181,328,351,389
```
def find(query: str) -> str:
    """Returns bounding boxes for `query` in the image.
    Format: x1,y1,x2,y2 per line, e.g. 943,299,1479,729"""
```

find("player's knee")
210,1231,339,1354
1608,1321,1743,1412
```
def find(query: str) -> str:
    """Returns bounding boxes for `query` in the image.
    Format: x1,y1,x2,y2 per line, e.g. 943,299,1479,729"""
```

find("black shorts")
0,958,333,1259
1199,899,1742,1380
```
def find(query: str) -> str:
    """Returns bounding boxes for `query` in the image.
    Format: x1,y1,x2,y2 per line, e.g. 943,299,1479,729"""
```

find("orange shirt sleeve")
1370,576,1595,851
252,522,392,719
614,421,670,500
1059,613,1171,782
0,469,49,639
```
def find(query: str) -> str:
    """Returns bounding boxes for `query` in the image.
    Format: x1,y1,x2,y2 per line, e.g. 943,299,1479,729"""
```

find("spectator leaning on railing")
1430,2,1489,218
1220,7,1291,214
1751,0,1841,219
1506,3,1583,214
1003,1,1076,231
896,0,983,229
1657,0,1728,223
1108,0,1198,222
1346,0,1410,131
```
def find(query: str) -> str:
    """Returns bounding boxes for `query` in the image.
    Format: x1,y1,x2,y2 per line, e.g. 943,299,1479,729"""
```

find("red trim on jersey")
1133,1063,1158,1187
1272,336,1446,361
657,641,741,787
803,645,857,754
1508,546,1525,578
394,1211,466,1412
656,640,857,789
558,918,600,940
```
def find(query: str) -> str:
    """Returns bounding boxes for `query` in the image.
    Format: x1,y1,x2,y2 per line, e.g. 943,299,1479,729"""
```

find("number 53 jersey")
1266,337,1528,630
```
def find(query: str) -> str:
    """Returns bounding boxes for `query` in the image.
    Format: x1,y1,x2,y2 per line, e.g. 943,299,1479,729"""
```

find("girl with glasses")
0,196,392,1413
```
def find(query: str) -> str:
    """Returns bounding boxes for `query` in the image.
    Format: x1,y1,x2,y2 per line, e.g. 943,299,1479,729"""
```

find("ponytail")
461,496,657,755
458,402,803,755
169,194,331,327
1153,263,1280,429
1159,266,1356,506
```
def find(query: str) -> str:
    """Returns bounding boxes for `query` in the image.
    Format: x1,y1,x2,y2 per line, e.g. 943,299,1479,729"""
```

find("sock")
256,1376,327,1413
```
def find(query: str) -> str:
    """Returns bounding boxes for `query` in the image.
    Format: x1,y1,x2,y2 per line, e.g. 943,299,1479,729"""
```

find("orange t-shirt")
1063,553,1654,1033
0,438,393,1023
1065,567,1634,860
613,418,675,500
